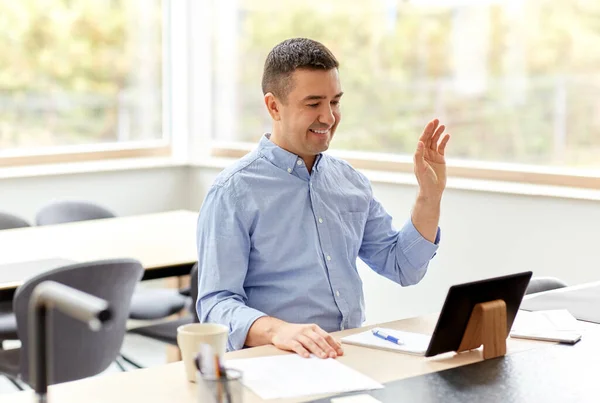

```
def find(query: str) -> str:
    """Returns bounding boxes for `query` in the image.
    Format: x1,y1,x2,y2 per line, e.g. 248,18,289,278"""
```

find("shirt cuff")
226,306,267,352
399,219,440,270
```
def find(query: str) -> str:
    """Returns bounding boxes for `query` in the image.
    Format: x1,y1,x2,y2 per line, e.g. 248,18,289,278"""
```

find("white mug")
177,323,228,382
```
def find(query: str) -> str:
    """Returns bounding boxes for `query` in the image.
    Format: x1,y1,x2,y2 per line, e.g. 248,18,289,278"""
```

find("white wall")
0,165,189,224
357,180,600,325
188,165,600,325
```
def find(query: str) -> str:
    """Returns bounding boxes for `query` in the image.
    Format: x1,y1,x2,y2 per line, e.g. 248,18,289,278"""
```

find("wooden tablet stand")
457,299,507,360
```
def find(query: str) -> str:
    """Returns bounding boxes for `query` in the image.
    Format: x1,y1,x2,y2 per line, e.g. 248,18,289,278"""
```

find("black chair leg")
114,357,128,372
119,353,144,369
5,375,25,390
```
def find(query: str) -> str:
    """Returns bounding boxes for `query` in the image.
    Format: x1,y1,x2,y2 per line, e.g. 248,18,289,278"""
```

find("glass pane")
0,0,164,150
215,0,600,168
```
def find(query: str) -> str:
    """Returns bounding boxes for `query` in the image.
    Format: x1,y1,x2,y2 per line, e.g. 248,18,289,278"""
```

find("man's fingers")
438,134,450,156
430,124,445,150
418,118,439,146
290,340,310,358
314,328,344,356
336,341,344,356
309,330,337,358
298,334,326,358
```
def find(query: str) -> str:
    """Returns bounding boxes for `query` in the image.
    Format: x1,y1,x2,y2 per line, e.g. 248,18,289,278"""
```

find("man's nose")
319,105,335,126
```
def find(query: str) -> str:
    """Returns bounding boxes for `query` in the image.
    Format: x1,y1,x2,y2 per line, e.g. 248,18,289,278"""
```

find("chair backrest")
35,201,116,226
0,211,31,230
190,263,199,322
14,259,143,385
525,277,568,295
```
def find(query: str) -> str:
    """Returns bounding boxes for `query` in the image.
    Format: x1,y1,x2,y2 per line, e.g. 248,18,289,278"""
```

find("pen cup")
198,368,243,403
177,323,228,382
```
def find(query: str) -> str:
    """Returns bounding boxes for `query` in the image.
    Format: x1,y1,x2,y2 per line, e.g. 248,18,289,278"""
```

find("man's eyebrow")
301,92,344,102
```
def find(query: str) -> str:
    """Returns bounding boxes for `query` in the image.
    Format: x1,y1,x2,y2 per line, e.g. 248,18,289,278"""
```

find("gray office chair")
0,211,45,334
34,200,187,321
35,200,116,226
128,288,189,320
0,314,17,344
128,263,199,346
0,212,32,344
0,259,143,389
525,277,568,295
0,212,31,230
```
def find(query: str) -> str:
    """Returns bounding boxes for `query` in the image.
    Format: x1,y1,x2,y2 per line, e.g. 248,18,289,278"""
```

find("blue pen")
372,329,403,345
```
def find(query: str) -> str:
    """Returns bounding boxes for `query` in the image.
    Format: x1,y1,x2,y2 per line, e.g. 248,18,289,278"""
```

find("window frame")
0,0,175,168
211,142,600,190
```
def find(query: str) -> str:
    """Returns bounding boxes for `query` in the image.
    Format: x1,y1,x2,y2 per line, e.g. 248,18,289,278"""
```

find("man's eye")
331,101,340,106
307,103,319,107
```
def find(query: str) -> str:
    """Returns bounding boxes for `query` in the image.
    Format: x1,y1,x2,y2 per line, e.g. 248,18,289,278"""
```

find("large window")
0,0,165,160
211,0,600,173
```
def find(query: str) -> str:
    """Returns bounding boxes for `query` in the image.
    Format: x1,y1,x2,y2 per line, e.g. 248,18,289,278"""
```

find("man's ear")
264,93,282,121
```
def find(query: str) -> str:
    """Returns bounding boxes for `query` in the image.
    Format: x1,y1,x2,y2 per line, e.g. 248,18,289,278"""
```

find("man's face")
271,68,343,160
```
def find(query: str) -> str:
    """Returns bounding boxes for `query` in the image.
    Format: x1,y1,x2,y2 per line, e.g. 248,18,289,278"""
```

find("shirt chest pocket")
338,211,367,260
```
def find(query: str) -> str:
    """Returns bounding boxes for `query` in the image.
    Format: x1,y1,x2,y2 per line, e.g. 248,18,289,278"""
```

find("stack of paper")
510,309,582,344
225,354,383,400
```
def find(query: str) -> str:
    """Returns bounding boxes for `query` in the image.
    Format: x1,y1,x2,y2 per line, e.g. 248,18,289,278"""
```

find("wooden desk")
0,210,198,301
0,314,549,403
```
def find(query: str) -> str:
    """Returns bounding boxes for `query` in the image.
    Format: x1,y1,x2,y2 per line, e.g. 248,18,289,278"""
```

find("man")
197,38,450,359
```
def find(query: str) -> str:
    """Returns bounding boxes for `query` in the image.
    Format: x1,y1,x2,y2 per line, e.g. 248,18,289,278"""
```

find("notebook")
341,327,432,355
509,309,583,344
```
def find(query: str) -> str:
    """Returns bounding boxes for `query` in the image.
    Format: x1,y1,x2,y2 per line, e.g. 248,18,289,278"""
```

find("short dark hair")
262,38,339,102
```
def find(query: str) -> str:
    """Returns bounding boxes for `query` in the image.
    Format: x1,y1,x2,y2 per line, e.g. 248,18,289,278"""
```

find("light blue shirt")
196,134,440,351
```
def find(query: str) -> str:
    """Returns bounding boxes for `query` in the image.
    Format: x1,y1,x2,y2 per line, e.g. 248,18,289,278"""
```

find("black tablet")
424,271,533,357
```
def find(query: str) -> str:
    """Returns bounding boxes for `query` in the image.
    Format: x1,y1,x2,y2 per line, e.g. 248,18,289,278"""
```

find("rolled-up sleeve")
196,184,266,351
359,195,440,286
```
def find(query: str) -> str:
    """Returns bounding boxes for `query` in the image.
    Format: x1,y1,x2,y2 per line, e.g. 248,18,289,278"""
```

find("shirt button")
326,255,331,261
336,290,340,297
297,160,302,165
287,168,292,173
318,218,323,223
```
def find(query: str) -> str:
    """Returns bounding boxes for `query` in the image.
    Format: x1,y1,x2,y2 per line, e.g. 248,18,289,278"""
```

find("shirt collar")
258,133,327,173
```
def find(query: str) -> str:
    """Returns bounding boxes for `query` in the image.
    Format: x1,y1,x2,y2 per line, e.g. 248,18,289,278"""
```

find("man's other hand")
271,322,344,359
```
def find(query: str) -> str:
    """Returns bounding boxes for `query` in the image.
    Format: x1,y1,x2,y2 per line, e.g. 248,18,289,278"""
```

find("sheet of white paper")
512,309,580,333
331,394,383,403
225,354,383,400
341,327,431,355
542,309,581,330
